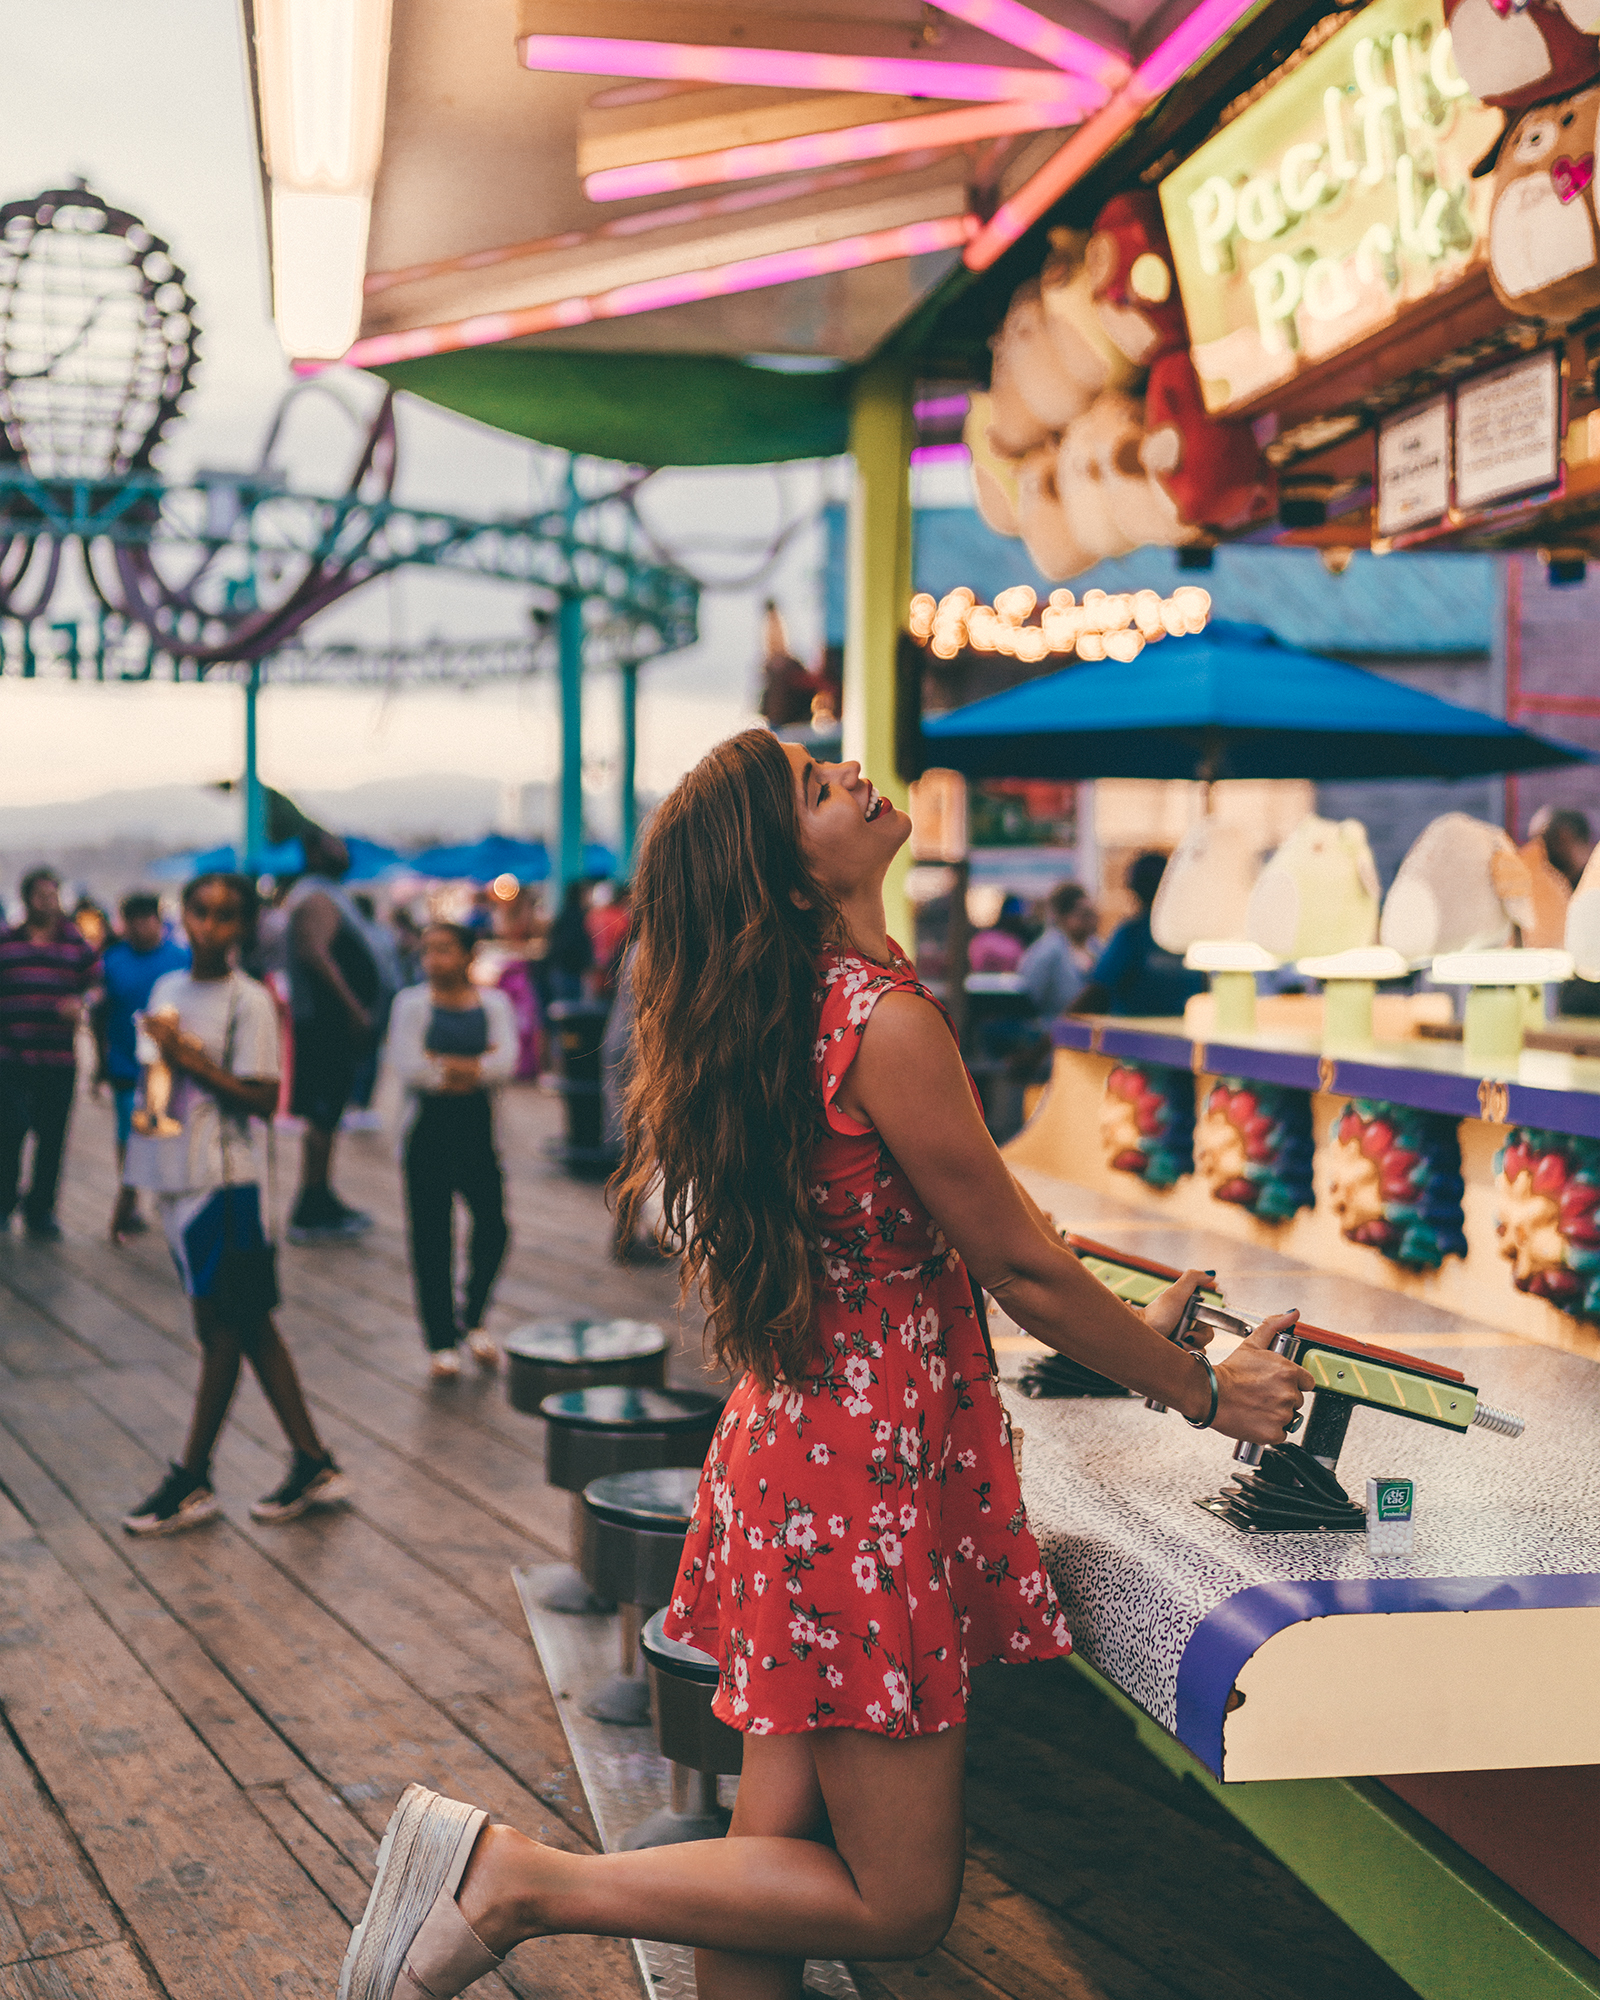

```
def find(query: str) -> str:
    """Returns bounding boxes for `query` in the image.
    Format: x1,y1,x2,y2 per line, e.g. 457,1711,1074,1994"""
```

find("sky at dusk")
0,2,856,828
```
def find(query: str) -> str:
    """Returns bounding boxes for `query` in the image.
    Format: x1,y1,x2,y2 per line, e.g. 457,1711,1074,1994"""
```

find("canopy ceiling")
244,0,1331,464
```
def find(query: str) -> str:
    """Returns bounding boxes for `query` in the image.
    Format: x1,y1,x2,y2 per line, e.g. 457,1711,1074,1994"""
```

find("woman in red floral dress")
335,730,1309,2000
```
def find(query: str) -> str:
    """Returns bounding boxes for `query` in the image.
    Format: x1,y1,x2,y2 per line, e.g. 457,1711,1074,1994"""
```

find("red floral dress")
662,945,1072,1737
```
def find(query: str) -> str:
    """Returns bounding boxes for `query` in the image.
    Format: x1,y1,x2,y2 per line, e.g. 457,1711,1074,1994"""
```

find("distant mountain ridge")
0,772,513,852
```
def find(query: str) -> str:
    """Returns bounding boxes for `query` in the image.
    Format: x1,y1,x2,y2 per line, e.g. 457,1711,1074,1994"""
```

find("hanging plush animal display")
1060,391,1192,558
1141,352,1277,531
990,279,1096,434
1380,813,1539,957
1039,236,1140,400
1014,444,1089,581
1246,814,1380,961
1488,86,1600,322
1149,817,1262,952
963,395,1022,536
1084,191,1189,369
1443,0,1600,113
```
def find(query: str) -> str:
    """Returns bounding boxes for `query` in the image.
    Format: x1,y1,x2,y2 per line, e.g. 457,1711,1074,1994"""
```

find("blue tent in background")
405,833,616,883
923,622,1592,782
147,835,406,882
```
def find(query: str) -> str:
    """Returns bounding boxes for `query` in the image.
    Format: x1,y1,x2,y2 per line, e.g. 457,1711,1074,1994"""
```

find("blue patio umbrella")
921,621,1593,782
405,833,617,883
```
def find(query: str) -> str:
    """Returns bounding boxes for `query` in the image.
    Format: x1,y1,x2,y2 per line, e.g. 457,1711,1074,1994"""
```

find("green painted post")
243,659,268,872
557,458,585,888
844,361,916,956
619,660,638,877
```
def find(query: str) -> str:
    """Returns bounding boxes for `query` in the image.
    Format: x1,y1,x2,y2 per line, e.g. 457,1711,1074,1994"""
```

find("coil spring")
1470,1400,1525,1439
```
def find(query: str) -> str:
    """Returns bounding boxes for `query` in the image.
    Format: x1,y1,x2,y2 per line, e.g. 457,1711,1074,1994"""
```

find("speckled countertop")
997,1170,1600,1774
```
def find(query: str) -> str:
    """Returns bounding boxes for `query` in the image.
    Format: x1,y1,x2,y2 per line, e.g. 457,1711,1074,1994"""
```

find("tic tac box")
1366,1477,1415,1554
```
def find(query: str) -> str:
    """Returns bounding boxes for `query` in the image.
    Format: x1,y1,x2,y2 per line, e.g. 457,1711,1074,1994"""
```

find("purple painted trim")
1205,1043,1322,1091
1175,1573,1600,1779
1048,1024,1600,1144
1099,1026,1194,1070
1334,1060,1482,1120
1509,1084,1600,1140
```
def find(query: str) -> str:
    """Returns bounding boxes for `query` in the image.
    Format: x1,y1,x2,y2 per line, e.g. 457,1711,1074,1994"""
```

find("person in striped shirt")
0,868,101,1241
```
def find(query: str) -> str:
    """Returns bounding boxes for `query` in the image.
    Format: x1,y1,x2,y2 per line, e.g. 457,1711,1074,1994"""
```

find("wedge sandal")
340,1783,504,2000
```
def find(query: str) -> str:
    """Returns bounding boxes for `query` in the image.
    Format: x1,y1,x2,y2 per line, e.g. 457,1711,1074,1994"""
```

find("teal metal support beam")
557,590,584,887
619,661,638,878
243,660,267,872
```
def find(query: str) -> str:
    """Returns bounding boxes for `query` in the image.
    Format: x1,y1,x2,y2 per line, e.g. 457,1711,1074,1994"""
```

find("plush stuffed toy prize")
1444,0,1600,114
1380,813,1538,957
1247,815,1381,961
1141,352,1277,531
1084,191,1189,368
1489,85,1600,322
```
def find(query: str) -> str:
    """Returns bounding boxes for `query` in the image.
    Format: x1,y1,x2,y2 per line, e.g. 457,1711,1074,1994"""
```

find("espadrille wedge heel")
339,1784,504,2000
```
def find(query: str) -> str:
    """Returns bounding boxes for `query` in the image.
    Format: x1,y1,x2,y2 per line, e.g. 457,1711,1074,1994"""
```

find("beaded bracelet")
1184,1349,1220,1430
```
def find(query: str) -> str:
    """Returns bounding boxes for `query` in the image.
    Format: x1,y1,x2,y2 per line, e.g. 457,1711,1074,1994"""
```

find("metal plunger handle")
1233,1325,1301,1466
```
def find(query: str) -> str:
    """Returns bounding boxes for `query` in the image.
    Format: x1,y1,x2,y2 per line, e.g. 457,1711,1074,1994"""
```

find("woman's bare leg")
696,1735,828,2000
455,1726,965,1965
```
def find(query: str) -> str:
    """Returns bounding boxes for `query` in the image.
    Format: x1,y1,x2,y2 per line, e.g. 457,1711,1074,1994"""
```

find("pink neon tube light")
519,34,1077,103
585,96,1092,203
340,215,977,369
934,0,1129,88
963,0,1264,268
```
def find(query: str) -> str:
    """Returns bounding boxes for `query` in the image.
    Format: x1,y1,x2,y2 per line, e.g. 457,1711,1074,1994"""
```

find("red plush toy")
1140,352,1277,531
1444,0,1600,114
1084,192,1189,368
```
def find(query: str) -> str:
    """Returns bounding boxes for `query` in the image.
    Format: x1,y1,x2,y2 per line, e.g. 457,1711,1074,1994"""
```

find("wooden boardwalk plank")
0,1942,162,1999
0,1712,123,1973
0,1532,346,2000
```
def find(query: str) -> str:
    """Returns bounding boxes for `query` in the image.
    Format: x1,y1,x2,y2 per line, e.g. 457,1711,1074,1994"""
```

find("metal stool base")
620,1766,730,1848
538,1563,614,1615
584,1671,652,1726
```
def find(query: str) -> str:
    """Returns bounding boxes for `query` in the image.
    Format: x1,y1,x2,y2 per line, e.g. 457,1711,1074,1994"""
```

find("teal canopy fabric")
375,349,853,468
922,622,1592,781
406,833,615,882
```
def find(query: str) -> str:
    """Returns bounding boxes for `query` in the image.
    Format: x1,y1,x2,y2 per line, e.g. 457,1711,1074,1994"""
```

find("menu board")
1455,350,1562,514
1376,395,1450,537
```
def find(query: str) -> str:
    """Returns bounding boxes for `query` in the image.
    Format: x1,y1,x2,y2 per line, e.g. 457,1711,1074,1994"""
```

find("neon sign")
1159,0,1503,415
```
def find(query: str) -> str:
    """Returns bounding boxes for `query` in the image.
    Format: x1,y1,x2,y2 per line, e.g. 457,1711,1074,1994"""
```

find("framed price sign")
1454,349,1563,516
1376,394,1450,538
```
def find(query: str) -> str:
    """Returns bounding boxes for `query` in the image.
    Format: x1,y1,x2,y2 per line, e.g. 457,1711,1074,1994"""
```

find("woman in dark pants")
387,924,516,1380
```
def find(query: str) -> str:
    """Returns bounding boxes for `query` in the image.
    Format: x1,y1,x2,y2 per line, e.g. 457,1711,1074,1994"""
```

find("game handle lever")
1063,1236,1526,1533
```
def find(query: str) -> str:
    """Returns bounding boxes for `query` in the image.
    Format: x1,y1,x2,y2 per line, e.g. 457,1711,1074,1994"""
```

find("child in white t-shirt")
120,872,351,1536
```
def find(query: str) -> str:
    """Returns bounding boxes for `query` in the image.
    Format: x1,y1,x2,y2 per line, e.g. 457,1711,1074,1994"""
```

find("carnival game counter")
990,1156,1600,1996
1011,1017,1600,1363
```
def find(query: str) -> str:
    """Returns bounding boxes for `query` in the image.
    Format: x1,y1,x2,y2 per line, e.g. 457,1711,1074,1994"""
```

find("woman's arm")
838,993,1310,1443
385,987,444,1091
476,989,519,1086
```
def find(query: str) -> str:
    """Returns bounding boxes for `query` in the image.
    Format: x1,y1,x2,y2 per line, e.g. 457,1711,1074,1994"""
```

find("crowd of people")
0,845,634,1534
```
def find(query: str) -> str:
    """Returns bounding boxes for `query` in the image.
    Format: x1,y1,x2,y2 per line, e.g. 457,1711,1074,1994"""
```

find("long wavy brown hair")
613,728,841,1388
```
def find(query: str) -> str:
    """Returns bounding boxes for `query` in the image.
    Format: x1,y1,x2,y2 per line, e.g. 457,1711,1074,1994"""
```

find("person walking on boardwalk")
101,891,189,1241
385,922,515,1380
333,729,1311,2000
121,873,349,1538
283,828,380,1242
0,867,102,1243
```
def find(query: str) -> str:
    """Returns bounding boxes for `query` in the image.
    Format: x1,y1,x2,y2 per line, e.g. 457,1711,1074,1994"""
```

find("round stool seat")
505,1318,667,1415
641,1608,743,1776
540,1387,723,1492
579,1468,700,1609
